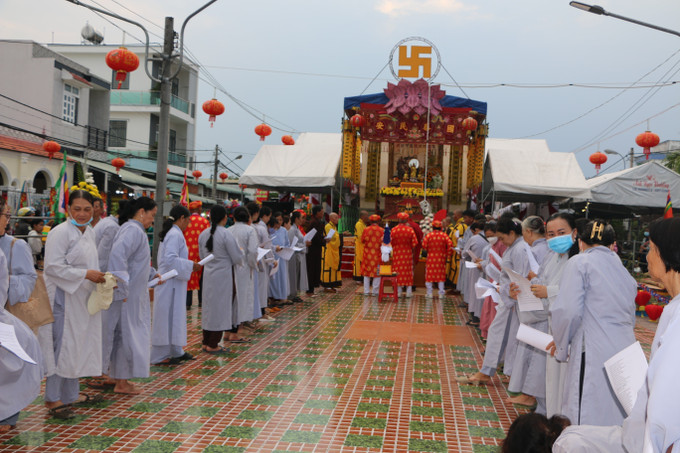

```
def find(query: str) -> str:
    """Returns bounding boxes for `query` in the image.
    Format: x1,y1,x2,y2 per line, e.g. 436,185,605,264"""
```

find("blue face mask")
644,231,650,237
547,234,574,254
70,217,92,228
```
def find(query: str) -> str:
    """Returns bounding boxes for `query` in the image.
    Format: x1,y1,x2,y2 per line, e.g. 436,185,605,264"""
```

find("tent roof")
483,138,591,202
239,133,342,192
343,92,487,115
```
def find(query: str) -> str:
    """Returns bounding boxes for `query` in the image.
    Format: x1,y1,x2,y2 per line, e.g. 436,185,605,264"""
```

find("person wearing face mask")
42,190,107,419
104,197,161,395
478,221,507,339
547,220,637,427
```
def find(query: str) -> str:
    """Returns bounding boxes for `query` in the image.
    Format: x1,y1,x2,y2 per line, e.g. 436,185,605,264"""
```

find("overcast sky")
2,0,679,179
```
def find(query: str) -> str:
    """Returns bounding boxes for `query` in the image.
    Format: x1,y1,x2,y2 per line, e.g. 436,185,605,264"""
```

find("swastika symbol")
398,45,432,79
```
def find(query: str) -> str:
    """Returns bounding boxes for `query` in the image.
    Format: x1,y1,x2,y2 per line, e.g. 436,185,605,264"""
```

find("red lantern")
350,114,365,128
219,172,228,182
202,99,225,128
636,131,660,160
462,116,478,131
645,304,664,321
111,157,125,174
635,290,651,307
254,123,272,141
192,170,202,181
166,168,170,174
282,135,295,146
239,184,247,190
105,47,139,89
43,141,61,159
589,151,608,174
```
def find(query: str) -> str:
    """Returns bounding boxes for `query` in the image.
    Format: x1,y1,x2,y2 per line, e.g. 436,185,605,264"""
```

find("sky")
1,0,679,180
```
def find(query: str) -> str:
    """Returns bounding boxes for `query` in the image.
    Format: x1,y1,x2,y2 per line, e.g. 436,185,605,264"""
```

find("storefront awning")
72,157,157,188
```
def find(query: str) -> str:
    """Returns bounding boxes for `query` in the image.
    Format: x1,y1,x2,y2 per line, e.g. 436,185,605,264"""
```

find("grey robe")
551,246,636,426
0,235,37,306
199,226,244,331
0,249,43,421
151,225,194,361
229,222,258,325
106,220,156,379
287,227,299,297
253,221,270,309
457,226,473,296
554,425,625,453
462,232,488,317
94,215,119,272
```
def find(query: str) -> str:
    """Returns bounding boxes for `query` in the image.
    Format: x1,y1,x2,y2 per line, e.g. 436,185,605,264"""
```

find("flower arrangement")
70,180,101,199
380,186,444,197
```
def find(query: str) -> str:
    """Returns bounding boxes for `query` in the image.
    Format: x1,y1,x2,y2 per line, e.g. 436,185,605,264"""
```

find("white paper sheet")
325,228,336,240
604,341,648,416
475,277,500,303
466,249,479,262
293,246,305,252
504,267,544,312
257,247,270,262
485,263,501,282
465,261,479,269
516,323,554,352
276,247,295,262
198,254,214,266
261,238,273,249
0,322,37,364
148,269,178,288
303,228,317,243
269,259,280,277
454,230,460,239
489,248,502,266
523,242,540,275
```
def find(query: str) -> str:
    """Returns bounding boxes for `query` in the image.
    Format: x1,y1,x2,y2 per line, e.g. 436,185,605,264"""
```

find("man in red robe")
407,216,423,291
422,220,453,299
184,201,210,308
392,212,418,298
361,214,384,296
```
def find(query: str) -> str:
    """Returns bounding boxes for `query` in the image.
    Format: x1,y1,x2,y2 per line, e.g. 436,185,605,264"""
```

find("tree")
664,151,680,173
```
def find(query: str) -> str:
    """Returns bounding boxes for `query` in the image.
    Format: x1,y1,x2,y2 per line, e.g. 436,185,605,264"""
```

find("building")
634,140,680,165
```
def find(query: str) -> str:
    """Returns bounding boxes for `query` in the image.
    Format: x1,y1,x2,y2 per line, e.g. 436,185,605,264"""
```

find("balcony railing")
110,91,190,115
86,126,108,151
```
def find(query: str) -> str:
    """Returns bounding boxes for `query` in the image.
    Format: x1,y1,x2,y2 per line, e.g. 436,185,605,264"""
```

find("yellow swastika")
398,45,432,79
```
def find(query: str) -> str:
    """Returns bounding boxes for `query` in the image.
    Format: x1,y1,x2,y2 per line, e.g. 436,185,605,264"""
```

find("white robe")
229,222,258,325
0,235,37,306
199,226,244,331
94,215,119,272
253,221,270,309
269,227,290,300
457,226,473,296
553,425,625,453
43,221,101,378
151,225,194,358
462,232,489,317
0,248,43,421
106,220,156,379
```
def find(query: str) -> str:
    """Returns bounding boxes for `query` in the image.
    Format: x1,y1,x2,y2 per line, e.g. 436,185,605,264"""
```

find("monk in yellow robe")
321,212,342,292
446,210,468,288
353,211,369,281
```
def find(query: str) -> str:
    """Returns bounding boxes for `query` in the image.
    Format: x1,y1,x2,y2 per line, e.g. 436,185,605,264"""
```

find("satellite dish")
81,23,104,44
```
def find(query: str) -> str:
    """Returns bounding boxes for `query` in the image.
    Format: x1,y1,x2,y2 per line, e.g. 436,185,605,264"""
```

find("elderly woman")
0,198,37,312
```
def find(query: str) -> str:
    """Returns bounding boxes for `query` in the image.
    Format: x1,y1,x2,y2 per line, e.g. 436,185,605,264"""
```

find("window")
169,129,177,152
111,69,130,90
63,84,79,124
109,120,127,147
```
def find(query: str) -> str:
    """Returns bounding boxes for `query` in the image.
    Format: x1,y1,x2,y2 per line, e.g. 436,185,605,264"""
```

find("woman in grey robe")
247,203,270,312
105,197,159,395
550,220,636,426
461,221,488,323
0,198,37,309
199,205,244,352
93,200,126,273
228,207,259,329
151,205,197,364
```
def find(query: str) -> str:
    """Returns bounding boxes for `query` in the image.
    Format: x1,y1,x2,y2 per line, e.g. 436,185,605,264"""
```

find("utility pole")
212,144,219,203
630,147,634,169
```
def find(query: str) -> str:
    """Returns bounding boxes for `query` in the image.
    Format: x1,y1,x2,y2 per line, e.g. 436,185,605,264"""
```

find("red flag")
180,170,189,207
664,190,673,219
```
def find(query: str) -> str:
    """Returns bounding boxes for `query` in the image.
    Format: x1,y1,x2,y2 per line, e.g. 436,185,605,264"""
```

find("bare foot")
114,380,142,395
468,372,491,384
507,394,536,406
0,424,14,434
45,400,63,410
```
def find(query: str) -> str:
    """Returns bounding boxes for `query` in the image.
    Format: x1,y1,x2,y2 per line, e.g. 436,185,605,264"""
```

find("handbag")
4,238,54,334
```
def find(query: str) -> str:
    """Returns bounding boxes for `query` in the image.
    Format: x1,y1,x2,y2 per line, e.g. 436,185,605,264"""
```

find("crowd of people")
1,192,679,452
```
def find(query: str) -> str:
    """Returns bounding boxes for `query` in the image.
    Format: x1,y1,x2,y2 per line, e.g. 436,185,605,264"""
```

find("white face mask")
487,236,498,245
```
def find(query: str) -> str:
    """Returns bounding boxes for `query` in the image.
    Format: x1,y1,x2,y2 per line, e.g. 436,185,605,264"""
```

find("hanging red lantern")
350,114,365,128
111,157,125,174
219,172,228,182
166,168,170,174
645,304,664,321
105,47,139,89
589,151,608,174
254,123,272,141
202,98,225,128
282,135,295,146
636,131,660,160
462,116,478,131
635,290,652,307
239,184,247,190
192,170,202,181
43,141,61,159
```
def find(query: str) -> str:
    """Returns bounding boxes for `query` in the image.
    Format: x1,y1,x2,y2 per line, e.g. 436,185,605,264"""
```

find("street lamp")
604,149,626,170
569,2,680,38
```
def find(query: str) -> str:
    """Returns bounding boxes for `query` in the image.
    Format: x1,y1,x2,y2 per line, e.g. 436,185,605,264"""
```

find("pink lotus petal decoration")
384,78,444,117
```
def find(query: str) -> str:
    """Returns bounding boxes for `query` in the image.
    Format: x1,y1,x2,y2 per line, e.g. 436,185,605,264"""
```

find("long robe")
407,220,423,268
422,231,453,282
457,225,474,296
353,219,366,280
551,246,636,426
199,226,244,331
480,237,529,377
229,222,258,325
321,222,342,288
183,213,210,291
480,240,507,338
361,224,384,278
287,226,308,297
530,237,549,270
269,227,291,298
0,235,37,307
0,249,43,423
462,232,489,317
253,221,270,309
391,224,418,286
106,220,156,380
150,225,194,363
43,221,101,378
93,215,119,272
553,425,626,453
446,219,467,285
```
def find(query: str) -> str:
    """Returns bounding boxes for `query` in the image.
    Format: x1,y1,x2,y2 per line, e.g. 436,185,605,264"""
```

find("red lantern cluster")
636,131,660,160
43,141,61,160
282,135,295,146
202,99,225,128
192,170,202,181
105,47,140,89
219,172,228,182
589,151,608,174
254,123,272,141
111,157,125,174
645,304,664,321
635,290,651,307
350,114,365,128
462,116,478,132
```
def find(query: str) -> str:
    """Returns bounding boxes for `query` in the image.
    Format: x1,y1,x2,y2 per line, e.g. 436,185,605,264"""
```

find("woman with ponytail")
150,205,198,364
198,205,244,353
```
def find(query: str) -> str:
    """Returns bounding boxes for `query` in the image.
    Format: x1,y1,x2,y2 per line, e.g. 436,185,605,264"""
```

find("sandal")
84,380,115,390
48,405,76,420
204,346,229,355
228,337,252,344
73,393,105,407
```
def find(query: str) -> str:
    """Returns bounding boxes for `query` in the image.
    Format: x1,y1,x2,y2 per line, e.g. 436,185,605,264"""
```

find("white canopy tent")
482,138,591,203
239,132,342,192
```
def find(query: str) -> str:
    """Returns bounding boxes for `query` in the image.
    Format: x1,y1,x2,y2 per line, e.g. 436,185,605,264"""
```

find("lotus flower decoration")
384,78,445,117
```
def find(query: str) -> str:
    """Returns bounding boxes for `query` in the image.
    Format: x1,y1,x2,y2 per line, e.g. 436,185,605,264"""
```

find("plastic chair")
377,265,399,303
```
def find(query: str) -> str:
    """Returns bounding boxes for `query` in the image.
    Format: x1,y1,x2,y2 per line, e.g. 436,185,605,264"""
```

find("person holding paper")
522,216,549,275
353,211,369,282
478,221,507,338
320,213,342,293
305,206,326,296
361,214,385,296
229,207,260,338
105,197,161,395
184,201,210,309
0,248,43,433
268,215,291,302
391,212,419,298
199,205,244,353
461,221,488,325
246,203,269,313
445,210,468,292
549,220,636,426
151,205,199,365
287,212,308,302
42,191,106,418
422,220,453,299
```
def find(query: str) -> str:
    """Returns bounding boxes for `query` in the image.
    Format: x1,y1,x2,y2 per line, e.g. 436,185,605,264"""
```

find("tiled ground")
2,282,656,452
